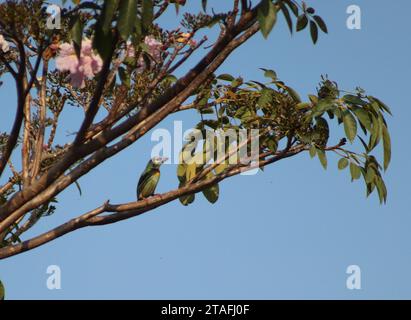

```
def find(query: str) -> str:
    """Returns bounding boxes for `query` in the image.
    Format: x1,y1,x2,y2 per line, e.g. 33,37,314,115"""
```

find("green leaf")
258,88,273,107
132,16,142,46
0,280,4,300
382,124,391,171
309,145,317,158
185,163,196,181
177,179,194,206
343,94,367,106
285,86,301,103
142,0,154,30
202,173,219,204
343,110,358,142
203,185,219,204
279,2,293,34
93,0,118,60
231,77,243,87
117,0,138,40
338,158,349,170
375,176,387,204
310,20,318,44
100,0,119,33
260,68,277,80
333,107,343,122
70,16,83,59
313,117,329,146
202,0,207,12
164,74,178,83
296,14,308,31
179,193,195,206
371,96,392,115
313,15,328,33
306,7,315,14
177,163,186,182
350,163,361,180
217,74,235,82
358,136,370,152
365,167,376,184
311,99,335,117
308,94,318,104
366,181,375,197
317,148,327,169
258,0,278,39
93,28,114,62
353,108,372,131
368,113,381,151
295,102,309,110
215,163,227,175
267,139,278,154
284,0,298,16
118,67,131,88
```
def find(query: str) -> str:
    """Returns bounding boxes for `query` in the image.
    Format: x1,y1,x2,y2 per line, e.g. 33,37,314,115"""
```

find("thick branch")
0,144,306,259
72,38,117,146
0,17,260,230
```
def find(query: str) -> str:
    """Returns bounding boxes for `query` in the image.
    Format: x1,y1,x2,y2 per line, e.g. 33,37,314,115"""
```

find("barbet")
137,157,168,200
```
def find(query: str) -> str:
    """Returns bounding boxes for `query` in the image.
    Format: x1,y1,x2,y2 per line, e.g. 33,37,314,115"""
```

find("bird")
137,156,168,200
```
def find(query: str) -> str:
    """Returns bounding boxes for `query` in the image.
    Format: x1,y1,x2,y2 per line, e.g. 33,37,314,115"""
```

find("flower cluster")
0,34,10,53
126,36,163,73
144,36,163,62
55,39,103,88
54,35,166,86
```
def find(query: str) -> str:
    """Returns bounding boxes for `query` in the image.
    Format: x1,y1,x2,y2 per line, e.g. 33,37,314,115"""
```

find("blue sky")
1,0,411,299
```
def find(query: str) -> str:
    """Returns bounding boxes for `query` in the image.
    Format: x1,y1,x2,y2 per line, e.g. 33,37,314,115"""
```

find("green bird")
137,156,168,200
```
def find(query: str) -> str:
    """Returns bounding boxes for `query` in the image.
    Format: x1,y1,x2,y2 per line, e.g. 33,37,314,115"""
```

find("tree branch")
0,144,306,259
30,60,49,181
0,16,260,229
0,41,45,179
72,36,118,146
0,41,26,179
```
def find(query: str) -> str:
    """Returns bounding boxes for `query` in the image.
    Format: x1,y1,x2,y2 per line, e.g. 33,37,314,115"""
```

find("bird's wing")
137,169,160,199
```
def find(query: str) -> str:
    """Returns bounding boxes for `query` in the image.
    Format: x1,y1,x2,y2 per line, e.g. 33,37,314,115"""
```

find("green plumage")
137,157,166,200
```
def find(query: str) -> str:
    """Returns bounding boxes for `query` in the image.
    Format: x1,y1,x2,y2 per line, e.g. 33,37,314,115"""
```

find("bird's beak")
160,157,168,164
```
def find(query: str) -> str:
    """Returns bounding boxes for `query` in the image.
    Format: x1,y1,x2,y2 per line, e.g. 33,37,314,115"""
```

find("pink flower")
55,39,102,88
126,36,163,73
144,36,162,61
0,34,10,53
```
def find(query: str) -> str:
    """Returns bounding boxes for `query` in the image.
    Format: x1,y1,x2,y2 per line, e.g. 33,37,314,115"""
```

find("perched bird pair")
137,157,168,200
